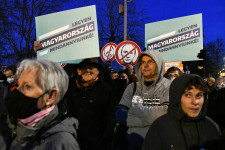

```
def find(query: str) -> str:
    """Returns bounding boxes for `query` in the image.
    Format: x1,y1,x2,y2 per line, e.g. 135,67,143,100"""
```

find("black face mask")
5,89,47,119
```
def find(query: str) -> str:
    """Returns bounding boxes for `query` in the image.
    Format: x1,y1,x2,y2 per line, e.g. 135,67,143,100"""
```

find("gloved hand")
116,106,128,126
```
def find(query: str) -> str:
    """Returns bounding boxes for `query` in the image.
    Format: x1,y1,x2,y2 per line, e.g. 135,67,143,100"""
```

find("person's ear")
46,88,58,107
77,68,82,75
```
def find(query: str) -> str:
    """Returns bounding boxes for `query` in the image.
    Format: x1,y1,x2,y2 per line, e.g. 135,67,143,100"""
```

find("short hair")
16,59,69,104
5,65,17,75
207,77,215,83
111,69,117,74
118,69,128,75
184,75,208,93
167,67,182,75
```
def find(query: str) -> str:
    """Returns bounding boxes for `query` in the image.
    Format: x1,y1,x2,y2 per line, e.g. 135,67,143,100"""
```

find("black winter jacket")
142,74,220,150
66,77,117,149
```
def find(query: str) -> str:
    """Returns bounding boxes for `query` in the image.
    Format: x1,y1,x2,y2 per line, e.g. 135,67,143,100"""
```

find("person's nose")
144,62,149,67
191,97,199,106
85,68,91,72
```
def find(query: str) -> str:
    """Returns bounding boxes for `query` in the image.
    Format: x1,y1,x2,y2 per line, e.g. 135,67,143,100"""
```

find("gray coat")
9,106,80,150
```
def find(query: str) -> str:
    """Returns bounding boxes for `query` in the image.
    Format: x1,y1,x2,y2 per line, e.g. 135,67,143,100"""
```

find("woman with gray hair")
4,59,79,150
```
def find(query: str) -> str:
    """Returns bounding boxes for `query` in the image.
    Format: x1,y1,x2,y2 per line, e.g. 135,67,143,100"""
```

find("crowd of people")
0,45,225,150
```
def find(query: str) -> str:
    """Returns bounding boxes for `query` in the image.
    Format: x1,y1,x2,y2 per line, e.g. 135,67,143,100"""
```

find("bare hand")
34,41,42,52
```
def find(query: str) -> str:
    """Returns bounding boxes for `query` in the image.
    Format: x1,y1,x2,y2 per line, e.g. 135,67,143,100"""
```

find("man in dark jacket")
142,74,220,150
65,58,117,150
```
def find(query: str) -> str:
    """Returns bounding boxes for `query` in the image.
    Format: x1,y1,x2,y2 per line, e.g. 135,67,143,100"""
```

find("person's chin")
82,75,93,82
187,112,200,118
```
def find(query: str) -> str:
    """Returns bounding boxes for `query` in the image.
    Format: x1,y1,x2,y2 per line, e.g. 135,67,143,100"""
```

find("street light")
124,0,133,41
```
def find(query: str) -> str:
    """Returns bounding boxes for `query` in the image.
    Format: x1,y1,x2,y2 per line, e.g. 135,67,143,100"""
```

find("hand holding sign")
34,41,42,52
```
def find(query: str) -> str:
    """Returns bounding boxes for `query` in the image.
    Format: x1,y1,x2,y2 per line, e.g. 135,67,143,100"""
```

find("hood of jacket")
135,50,164,85
168,74,207,121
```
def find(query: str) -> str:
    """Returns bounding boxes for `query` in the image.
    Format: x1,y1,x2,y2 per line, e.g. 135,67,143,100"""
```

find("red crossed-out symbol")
115,41,141,66
101,42,117,62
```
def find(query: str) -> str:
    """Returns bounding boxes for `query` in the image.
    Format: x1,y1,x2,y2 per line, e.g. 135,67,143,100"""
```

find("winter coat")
8,106,79,150
142,74,220,150
0,82,8,114
209,88,225,131
118,50,171,148
66,77,117,150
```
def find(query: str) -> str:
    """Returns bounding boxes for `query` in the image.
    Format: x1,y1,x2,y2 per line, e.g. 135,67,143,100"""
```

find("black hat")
78,58,102,70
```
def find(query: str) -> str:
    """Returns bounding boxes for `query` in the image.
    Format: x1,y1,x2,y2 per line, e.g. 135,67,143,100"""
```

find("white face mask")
7,78,14,84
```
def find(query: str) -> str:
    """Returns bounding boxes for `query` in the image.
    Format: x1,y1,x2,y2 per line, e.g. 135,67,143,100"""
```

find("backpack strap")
132,82,137,96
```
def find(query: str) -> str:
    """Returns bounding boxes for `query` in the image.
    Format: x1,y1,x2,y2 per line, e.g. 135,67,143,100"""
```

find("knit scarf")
76,76,99,88
19,105,55,127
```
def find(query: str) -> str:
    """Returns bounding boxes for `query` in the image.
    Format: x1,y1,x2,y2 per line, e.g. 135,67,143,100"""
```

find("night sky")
136,0,225,44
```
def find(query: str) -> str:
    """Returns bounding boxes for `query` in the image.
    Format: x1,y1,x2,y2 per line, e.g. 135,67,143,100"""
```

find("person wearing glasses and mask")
142,74,220,150
4,59,79,150
116,50,171,150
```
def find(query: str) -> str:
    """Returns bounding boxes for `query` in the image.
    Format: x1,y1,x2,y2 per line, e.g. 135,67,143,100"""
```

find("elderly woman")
4,59,79,150
142,74,220,150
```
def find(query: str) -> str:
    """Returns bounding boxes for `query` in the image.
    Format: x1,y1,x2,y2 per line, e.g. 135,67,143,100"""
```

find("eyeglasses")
119,75,126,79
141,60,155,65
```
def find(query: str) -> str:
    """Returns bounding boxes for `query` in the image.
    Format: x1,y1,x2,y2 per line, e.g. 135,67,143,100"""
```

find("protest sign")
164,62,184,73
101,43,117,62
35,5,99,63
115,41,141,66
145,13,203,62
